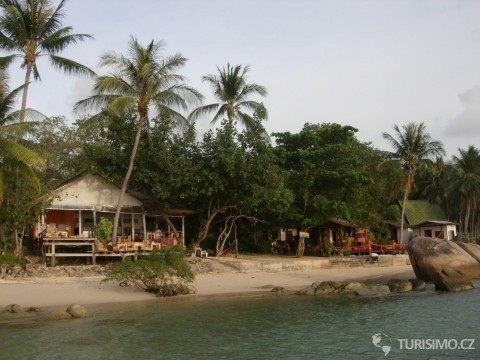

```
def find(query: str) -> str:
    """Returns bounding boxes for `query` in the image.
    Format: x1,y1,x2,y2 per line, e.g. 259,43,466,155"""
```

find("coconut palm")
383,122,445,243
190,63,267,132
452,146,480,237
0,0,94,122
0,68,44,203
75,36,202,243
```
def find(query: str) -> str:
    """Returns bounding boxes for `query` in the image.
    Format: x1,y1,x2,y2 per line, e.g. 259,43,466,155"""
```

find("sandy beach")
0,257,415,309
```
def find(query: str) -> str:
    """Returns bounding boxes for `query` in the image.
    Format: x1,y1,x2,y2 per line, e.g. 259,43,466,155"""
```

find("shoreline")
0,262,415,311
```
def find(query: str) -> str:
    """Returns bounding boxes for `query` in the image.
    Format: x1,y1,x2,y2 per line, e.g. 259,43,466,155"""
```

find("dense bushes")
103,246,195,296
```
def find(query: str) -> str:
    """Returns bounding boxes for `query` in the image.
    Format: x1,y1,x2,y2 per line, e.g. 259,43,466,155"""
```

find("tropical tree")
75,37,202,243
452,146,480,238
189,118,291,255
273,123,375,255
190,63,267,133
382,122,444,243
0,68,43,202
0,69,45,256
0,0,94,122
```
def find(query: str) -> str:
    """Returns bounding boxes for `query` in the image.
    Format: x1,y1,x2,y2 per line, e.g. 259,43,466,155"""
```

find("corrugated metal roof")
404,200,448,225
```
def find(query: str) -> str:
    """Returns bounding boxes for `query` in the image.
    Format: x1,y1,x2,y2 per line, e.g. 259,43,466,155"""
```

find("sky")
5,0,480,159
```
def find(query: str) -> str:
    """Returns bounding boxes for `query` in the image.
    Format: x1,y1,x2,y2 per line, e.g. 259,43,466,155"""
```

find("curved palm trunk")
464,195,471,235
399,182,410,244
112,116,144,244
20,63,33,123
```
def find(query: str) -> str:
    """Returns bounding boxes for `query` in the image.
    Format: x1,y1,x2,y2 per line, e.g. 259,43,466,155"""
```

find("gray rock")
408,237,480,291
4,304,25,313
355,285,390,296
314,281,343,295
295,286,315,296
27,307,43,313
44,310,72,320
455,241,480,263
271,287,285,294
337,282,365,294
66,304,88,318
387,279,413,292
408,279,426,291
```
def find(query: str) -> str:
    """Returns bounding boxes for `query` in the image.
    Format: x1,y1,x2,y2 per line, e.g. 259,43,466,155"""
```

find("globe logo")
372,333,392,356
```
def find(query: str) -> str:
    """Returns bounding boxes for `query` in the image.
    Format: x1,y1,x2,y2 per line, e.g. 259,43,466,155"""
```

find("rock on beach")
408,237,480,291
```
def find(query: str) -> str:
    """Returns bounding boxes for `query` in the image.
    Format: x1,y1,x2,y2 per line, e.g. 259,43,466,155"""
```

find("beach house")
387,200,457,243
37,173,191,245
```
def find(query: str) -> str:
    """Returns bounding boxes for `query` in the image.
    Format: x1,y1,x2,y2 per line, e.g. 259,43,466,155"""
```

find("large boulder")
44,310,72,320
337,282,365,294
355,285,390,297
408,237,480,291
4,304,25,313
315,281,344,295
387,279,413,293
408,279,426,291
66,304,88,318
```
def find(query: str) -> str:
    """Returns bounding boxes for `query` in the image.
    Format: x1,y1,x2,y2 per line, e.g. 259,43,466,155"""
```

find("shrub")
0,250,21,277
103,246,195,296
95,217,113,245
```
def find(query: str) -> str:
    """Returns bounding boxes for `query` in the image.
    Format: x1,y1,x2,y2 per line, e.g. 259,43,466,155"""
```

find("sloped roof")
50,173,143,210
50,173,194,216
404,200,448,226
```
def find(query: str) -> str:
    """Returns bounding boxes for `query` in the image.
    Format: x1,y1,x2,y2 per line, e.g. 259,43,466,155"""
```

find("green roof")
403,200,448,226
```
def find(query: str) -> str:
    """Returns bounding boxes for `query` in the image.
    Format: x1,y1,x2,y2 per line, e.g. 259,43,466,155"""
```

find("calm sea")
1,282,479,360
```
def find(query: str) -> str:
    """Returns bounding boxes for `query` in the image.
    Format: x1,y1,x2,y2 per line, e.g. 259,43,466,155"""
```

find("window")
424,229,432,237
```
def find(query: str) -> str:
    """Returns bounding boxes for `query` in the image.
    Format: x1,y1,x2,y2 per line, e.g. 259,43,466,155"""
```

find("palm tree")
75,37,202,243
452,146,480,237
0,68,43,202
0,68,44,257
382,122,445,243
0,0,94,122
190,63,267,132
416,157,448,204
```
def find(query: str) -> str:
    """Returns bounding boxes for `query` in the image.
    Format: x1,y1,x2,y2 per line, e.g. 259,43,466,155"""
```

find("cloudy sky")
6,0,480,159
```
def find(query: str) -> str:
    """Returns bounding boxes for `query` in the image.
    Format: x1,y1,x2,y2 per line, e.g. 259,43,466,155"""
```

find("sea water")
1,283,479,360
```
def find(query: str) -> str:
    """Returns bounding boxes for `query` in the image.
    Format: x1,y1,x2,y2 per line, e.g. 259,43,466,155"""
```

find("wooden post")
78,210,82,236
181,216,185,247
51,240,56,267
142,213,147,248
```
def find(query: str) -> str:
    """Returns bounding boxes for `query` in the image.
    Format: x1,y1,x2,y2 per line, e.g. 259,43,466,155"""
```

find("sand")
0,261,415,309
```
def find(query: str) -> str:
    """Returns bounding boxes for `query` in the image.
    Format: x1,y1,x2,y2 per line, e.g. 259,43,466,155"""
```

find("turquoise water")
1,283,479,360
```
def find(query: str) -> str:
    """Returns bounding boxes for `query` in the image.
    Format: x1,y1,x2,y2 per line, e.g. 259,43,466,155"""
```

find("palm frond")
2,108,45,124
0,138,44,167
32,64,41,81
94,75,134,96
188,103,220,122
41,28,93,53
210,104,229,125
108,96,137,117
73,94,119,114
0,31,18,50
48,54,96,77
40,0,67,38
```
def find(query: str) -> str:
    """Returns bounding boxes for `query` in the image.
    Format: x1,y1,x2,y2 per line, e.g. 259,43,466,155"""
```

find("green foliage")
0,0,94,122
94,217,113,245
0,166,50,256
273,123,374,227
0,250,20,266
190,63,267,134
103,246,195,296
